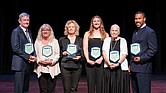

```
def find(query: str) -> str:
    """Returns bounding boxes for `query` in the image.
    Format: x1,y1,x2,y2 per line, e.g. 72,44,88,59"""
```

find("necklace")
111,40,117,50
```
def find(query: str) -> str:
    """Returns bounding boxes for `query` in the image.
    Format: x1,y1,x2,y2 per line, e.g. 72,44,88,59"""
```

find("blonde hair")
36,23,55,42
88,15,107,41
64,20,80,36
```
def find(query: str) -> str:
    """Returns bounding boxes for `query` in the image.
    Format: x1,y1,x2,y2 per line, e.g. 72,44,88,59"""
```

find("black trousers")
85,63,104,93
38,73,57,93
60,67,82,93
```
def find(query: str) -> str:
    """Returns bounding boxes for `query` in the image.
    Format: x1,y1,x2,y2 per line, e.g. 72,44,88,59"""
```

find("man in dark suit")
130,11,158,93
11,12,36,93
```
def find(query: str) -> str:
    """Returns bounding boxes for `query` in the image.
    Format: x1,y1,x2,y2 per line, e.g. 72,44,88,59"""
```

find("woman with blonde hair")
59,20,84,93
34,23,61,93
83,15,109,93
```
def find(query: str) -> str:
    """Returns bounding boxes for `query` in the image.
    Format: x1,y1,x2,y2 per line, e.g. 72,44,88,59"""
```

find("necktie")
25,30,30,42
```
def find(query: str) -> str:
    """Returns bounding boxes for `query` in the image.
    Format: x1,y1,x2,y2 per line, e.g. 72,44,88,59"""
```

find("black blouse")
59,36,84,68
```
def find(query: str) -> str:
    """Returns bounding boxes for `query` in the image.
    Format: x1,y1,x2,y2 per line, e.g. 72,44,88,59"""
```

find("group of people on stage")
11,11,157,93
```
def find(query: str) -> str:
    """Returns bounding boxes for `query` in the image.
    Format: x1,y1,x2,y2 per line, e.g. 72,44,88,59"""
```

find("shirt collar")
19,25,27,32
140,23,146,29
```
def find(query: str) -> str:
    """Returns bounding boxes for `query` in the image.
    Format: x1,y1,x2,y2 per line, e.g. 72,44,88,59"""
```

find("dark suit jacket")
11,26,35,71
130,26,158,73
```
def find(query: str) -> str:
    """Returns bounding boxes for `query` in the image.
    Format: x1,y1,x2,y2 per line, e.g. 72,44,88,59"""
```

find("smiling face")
41,27,51,38
92,17,101,29
18,16,30,28
135,13,146,28
110,24,120,39
67,23,76,35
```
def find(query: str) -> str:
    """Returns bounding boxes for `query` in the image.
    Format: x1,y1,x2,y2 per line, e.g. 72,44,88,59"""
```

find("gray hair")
19,12,30,19
110,24,120,32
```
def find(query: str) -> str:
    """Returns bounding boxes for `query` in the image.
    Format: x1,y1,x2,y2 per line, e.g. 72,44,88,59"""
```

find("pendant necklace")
111,40,117,50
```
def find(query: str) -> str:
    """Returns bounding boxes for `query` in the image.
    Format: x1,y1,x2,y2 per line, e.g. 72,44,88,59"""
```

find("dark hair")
135,11,146,18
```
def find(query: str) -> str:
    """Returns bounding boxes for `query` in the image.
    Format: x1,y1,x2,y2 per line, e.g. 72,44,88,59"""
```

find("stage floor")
0,74,166,93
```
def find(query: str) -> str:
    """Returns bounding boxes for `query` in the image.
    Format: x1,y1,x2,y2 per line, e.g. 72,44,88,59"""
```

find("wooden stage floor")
0,74,166,93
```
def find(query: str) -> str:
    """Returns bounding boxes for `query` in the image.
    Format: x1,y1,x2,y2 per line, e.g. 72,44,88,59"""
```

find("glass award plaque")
25,43,34,54
109,50,119,63
42,45,53,57
130,43,140,55
91,47,101,59
66,44,77,58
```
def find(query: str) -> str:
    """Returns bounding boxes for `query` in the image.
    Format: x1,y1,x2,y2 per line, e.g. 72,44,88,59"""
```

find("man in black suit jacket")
11,12,36,93
130,11,158,93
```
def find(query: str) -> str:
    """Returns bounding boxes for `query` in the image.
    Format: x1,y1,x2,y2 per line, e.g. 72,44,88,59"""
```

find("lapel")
18,26,31,43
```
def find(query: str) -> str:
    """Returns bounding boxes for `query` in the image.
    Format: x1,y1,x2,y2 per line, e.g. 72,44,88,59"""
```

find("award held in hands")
67,44,77,58
91,47,101,59
109,50,119,63
130,43,140,55
25,43,34,54
42,45,53,57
